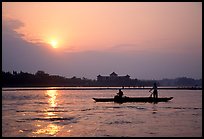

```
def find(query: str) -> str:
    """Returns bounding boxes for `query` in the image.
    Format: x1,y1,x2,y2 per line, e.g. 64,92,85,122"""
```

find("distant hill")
158,77,202,87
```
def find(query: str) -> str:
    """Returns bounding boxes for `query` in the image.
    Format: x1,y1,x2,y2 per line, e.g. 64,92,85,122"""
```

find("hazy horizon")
2,2,202,80
2,69,202,81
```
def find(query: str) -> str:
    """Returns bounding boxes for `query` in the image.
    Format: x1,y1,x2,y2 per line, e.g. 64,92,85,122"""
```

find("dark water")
2,88,202,137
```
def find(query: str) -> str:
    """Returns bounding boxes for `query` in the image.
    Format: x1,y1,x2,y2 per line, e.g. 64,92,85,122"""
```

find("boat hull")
92,97,173,103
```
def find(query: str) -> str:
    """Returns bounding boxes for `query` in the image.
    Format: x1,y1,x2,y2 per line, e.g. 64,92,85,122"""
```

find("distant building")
97,72,130,83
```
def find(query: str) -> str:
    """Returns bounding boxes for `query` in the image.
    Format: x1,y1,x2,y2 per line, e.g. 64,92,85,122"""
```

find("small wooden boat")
92,96,173,103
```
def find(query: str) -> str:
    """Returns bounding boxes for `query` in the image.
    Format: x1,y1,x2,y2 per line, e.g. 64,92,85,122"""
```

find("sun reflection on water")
33,90,64,136
33,124,61,136
46,90,58,107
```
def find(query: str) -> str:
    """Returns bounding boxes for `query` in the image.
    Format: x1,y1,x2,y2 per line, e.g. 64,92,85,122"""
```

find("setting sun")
50,40,58,48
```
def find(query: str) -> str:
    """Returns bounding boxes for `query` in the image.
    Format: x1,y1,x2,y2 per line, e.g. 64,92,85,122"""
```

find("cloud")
3,18,47,46
111,43,137,49
3,18,25,29
2,18,25,39
108,43,142,53
2,18,53,73
2,18,202,80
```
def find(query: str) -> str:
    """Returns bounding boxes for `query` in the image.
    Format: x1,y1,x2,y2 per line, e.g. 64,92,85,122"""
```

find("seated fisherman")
117,89,124,98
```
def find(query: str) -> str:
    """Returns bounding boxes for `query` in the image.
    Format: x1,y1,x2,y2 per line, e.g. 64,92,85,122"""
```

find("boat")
92,96,173,103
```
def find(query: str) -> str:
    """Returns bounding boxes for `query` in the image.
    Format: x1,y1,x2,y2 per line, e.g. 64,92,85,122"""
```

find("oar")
149,91,153,97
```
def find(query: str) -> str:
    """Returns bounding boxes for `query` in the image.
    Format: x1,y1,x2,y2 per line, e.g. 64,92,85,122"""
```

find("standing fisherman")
149,82,158,99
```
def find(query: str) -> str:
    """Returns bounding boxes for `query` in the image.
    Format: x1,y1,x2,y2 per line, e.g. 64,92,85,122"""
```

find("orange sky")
2,2,202,79
3,2,202,53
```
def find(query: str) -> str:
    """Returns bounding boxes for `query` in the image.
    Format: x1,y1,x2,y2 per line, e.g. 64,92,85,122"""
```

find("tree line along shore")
2,70,202,88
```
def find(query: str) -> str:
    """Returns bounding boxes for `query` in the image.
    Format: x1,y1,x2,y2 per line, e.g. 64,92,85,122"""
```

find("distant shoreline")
2,86,202,91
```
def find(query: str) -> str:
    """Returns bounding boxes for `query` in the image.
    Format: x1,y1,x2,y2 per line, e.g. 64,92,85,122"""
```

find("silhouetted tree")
1,70,202,87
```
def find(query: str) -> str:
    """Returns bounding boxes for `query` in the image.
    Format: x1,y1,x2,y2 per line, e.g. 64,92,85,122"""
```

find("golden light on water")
46,90,58,107
45,90,58,118
33,124,61,136
19,130,24,133
32,90,63,136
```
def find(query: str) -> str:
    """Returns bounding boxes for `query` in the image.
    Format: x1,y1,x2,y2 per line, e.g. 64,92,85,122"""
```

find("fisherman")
149,82,158,99
117,89,124,98
114,89,124,103
114,89,124,100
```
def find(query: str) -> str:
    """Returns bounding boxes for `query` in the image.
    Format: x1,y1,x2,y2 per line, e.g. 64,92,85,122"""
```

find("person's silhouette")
149,83,158,99
117,89,124,98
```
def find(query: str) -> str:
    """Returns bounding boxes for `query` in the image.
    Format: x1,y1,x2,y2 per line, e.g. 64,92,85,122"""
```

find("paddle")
149,90,153,97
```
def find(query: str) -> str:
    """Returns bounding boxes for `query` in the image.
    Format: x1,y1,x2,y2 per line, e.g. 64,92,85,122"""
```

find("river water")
2,88,202,137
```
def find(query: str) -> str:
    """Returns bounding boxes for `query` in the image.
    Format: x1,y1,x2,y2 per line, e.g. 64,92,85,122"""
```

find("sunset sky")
2,2,202,80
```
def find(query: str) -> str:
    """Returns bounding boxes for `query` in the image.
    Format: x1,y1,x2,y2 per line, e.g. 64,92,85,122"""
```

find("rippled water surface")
2,88,202,137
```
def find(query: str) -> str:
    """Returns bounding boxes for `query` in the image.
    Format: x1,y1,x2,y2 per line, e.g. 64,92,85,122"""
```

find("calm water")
2,88,202,137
